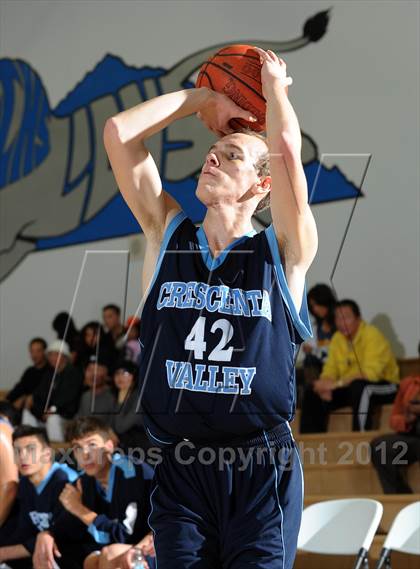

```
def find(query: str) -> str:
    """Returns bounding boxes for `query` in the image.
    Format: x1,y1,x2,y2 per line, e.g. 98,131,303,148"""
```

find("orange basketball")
196,44,266,132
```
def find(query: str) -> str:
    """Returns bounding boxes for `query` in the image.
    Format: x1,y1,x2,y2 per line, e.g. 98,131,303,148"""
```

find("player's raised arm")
254,47,318,276
103,88,256,242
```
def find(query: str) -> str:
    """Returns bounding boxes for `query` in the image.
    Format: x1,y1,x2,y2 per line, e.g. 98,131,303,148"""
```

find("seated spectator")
103,304,125,354
6,338,51,412
33,417,154,569
300,299,399,433
0,426,78,568
77,356,115,425
0,402,19,528
111,360,150,452
370,373,420,493
78,322,117,372
302,284,336,380
24,340,84,441
124,316,141,364
52,312,82,365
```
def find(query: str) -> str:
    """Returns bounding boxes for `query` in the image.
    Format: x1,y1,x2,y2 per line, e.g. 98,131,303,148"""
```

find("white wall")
0,0,419,388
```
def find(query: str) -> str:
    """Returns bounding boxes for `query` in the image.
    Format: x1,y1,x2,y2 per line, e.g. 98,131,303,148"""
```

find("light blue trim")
146,427,173,446
263,431,286,569
95,455,121,503
34,462,60,495
294,447,305,515
265,224,313,341
196,225,257,271
0,417,12,428
147,485,159,568
113,453,136,479
88,522,111,544
105,460,116,503
56,463,79,483
147,211,187,294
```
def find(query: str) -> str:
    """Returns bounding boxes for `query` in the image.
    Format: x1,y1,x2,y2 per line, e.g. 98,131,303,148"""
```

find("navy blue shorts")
148,423,303,568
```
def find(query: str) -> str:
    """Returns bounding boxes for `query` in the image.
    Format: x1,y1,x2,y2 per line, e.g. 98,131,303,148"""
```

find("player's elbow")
103,117,121,149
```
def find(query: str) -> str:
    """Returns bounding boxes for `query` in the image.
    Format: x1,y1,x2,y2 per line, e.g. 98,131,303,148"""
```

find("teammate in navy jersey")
104,47,318,569
33,417,154,569
0,426,78,569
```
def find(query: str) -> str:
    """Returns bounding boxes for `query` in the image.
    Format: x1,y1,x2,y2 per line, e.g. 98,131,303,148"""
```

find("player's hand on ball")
252,47,293,98
197,89,257,137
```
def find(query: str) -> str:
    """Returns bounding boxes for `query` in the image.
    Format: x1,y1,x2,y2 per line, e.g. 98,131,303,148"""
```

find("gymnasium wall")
0,0,418,388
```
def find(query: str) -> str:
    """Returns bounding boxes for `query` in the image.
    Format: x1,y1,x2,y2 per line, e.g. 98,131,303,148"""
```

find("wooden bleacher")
2,360,419,568
292,405,394,435
398,357,420,378
297,431,420,494
296,429,420,568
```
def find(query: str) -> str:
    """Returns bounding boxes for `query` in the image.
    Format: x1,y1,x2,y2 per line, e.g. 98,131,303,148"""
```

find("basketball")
196,44,266,132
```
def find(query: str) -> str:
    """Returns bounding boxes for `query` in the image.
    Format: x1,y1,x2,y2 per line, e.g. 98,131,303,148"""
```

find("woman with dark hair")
302,284,336,380
52,312,81,363
111,359,150,452
78,321,116,371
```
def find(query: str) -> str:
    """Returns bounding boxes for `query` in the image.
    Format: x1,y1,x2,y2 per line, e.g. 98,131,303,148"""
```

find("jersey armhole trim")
265,224,313,341
143,210,188,303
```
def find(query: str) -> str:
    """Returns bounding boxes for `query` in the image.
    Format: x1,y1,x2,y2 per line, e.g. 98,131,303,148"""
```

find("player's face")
14,436,51,477
335,306,361,338
196,133,268,208
72,433,113,476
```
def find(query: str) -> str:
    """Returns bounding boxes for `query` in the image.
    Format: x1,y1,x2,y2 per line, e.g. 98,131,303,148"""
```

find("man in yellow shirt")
300,299,399,432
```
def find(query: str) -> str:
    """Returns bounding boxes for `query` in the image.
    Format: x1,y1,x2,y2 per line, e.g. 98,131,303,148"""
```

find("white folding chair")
375,501,420,569
298,498,383,569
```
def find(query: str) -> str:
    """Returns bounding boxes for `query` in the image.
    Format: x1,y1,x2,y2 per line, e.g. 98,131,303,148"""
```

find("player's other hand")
33,531,61,569
59,481,83,515
252,47,293,99
197,88,257,137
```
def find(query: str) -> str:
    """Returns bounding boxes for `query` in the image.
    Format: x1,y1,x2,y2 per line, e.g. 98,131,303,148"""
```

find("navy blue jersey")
52,453,154,546
139,212,312,444
3,462,78,553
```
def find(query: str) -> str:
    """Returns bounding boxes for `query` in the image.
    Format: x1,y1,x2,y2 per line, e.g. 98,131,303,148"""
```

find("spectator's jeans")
300,379,398,433
370,432,420,493
21,409,67,441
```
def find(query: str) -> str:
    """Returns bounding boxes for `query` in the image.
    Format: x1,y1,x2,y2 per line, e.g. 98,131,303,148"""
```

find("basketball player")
103,47,317,569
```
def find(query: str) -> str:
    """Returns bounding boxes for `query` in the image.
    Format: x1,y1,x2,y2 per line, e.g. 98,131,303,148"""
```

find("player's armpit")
273,205,318,274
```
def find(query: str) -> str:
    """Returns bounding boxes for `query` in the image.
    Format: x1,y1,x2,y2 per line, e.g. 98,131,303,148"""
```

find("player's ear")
254,175,271,195
104,438,115,454
43,445,53,463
